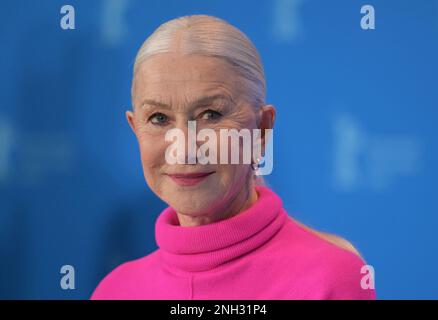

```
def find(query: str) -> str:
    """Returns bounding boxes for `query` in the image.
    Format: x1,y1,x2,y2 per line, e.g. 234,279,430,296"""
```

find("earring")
252,158,261,170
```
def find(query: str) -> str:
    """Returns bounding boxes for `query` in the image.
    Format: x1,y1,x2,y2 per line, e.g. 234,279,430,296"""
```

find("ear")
126,110,137,135
257,104,276,144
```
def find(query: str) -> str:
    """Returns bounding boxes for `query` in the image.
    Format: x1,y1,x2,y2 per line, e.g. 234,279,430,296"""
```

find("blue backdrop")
0,0,437,299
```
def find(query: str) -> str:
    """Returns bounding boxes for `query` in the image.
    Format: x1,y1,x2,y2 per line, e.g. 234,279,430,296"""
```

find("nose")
170,117,201,165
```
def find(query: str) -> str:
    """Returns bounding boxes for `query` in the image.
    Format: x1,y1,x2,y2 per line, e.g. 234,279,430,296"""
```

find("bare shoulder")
291,217,362,258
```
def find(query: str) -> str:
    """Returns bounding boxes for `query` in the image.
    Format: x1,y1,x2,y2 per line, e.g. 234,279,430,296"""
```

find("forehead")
132,53,246,104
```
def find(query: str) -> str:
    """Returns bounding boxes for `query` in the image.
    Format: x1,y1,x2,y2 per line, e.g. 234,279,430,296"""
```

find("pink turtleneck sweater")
91,186,376,300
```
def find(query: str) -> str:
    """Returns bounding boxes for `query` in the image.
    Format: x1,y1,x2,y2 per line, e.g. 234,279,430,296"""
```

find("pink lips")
166,172,215,186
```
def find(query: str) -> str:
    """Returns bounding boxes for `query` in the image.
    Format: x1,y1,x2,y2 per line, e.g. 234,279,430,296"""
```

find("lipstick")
166,171,215,186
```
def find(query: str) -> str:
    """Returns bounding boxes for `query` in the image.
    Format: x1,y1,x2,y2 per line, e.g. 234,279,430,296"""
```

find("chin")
172,202,212,217
164,186,223,216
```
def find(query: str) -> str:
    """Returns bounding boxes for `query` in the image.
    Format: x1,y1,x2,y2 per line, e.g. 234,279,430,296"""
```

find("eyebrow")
139,94,232,111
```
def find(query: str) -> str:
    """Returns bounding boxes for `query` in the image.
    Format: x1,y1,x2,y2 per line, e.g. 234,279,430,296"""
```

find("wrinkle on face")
130,53,260,224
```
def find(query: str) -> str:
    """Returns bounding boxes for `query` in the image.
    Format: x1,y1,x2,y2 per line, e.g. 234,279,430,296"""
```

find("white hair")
132,14,268,186
132,14,266,110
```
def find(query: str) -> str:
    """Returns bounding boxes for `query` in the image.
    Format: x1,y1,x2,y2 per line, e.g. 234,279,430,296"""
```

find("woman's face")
127,53,263,221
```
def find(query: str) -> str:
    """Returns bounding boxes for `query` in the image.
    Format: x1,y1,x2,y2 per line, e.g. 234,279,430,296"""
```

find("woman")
91,15,376,300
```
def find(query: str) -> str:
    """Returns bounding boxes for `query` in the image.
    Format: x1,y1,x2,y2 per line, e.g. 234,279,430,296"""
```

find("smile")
165,171,215,186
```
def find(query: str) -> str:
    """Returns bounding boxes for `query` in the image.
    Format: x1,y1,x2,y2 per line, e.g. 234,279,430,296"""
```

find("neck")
155,184,286,272
176,178,258,227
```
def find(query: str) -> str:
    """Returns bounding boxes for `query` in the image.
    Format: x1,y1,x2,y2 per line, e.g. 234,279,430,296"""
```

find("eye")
148,112,169,125
199,109,222,121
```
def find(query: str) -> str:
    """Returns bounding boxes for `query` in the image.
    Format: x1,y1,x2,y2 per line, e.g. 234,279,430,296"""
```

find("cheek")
137,135,166,173
216,164,251,189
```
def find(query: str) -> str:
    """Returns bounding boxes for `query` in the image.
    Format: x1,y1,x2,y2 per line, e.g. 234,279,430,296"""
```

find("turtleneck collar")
155,185,287,273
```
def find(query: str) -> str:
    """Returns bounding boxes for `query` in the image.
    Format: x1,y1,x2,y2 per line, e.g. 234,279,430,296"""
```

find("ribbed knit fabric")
91,186,376,300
